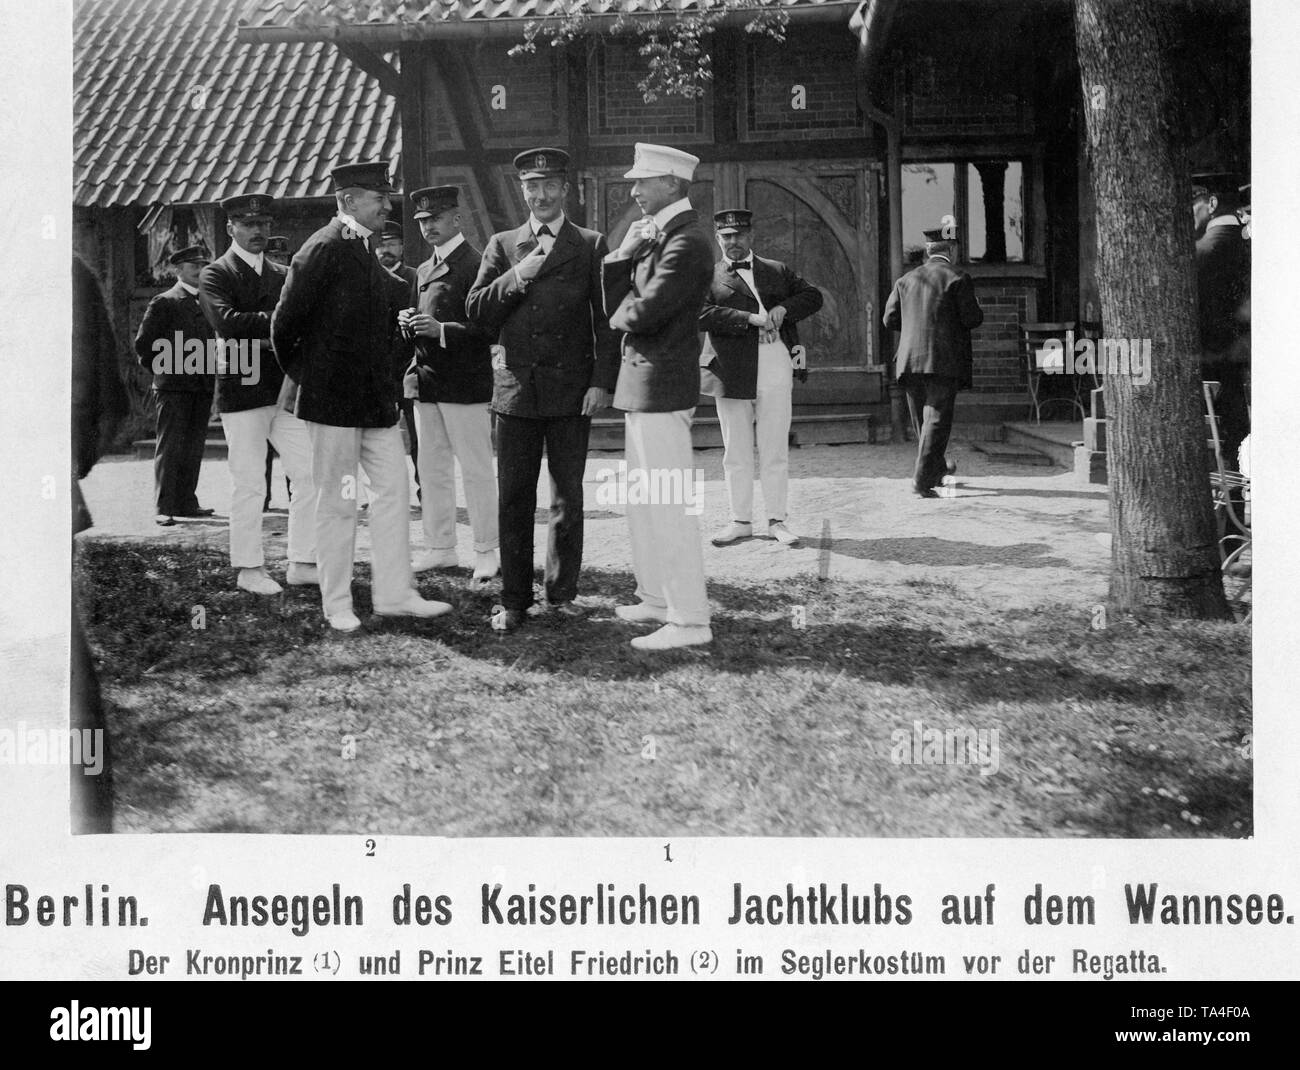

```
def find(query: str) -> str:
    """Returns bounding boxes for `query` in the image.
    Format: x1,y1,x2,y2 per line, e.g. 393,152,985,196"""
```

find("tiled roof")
74,0,400,207
239,0,856,37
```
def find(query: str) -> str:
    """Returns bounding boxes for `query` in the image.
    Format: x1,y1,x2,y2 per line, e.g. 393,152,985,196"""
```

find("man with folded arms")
271,160,451,632
602,143,715,651
466,147,618,631
402,185,500,583
199,193,318,594
700,208,823,548
135,245,216,528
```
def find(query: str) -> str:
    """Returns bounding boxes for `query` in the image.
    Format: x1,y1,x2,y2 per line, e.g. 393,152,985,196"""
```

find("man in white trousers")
270,160,451,632
401,185,500,582
199,193,317,595
601,144,716,651
699,208,823,547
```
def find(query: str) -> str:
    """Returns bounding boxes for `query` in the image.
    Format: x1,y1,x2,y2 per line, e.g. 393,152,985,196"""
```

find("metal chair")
1203,380,1251,621
1022,321,1087,423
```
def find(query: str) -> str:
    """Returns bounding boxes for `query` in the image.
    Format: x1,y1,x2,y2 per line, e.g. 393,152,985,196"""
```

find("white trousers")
715,340,793,524
307,422,413,619
624,410,709,626
220,405,316,569
415,401,499,553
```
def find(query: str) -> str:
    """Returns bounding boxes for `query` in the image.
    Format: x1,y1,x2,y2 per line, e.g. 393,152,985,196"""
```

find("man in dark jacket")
378,218,421,494
883,227,984,498
700,208,823,548
133,245,215,526
200,194,318,594
271,160,451,632
466,147,619,631
403,186,499,582
602,143,716,651
1192,170,1250,469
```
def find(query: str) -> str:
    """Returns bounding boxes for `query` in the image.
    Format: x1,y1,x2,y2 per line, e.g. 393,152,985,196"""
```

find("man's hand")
614,218,658,259
768,305,787,330
514,245,547,284
581,387,612,416
747,311,771,329
409,312,440,339
276,374,299,414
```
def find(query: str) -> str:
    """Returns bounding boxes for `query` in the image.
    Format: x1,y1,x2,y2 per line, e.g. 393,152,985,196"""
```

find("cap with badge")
169,245,210,266
714,208,753,234
410,185,461,218
514,148,570,181
331,160,398,193
221,193,276,221
624,143,700,181
923,227,952,243
380,220,405,241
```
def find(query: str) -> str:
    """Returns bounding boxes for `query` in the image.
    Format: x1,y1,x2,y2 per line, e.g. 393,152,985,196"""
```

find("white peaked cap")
623,143,701,180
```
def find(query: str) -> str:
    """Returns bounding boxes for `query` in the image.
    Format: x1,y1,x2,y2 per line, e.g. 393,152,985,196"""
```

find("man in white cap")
602,143,715,651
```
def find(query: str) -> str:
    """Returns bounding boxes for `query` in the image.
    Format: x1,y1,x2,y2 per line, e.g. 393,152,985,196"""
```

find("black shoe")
911,487,939,499
155,514,176,526
177,507,215,518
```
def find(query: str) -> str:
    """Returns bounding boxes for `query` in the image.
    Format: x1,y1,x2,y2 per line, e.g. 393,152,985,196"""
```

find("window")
902,158,1027,266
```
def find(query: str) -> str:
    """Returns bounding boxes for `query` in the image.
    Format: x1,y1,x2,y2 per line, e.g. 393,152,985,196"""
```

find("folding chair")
1022,322,1087,423
1203,380,1251,621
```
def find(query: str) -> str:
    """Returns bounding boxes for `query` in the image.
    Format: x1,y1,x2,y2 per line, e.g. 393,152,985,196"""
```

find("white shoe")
630,624,713,651
327,611,362,632
412,549,459,572
472,550,500,581
711,521,753,546
237,567,283,595
285,562,320,586
766,521,801,547
615,602,668,624
374,594,453,619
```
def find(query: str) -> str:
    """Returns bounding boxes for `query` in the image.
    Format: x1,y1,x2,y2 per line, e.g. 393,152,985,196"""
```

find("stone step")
1001,421,1081,467
969,440,1055,466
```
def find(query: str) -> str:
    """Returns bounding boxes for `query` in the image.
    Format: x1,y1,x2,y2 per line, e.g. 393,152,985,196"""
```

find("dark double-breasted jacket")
134,281,215,395
409,241,494,406
198,248,286,412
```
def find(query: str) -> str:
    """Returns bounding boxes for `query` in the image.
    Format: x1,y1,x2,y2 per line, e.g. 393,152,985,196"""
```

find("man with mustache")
466,147,619,632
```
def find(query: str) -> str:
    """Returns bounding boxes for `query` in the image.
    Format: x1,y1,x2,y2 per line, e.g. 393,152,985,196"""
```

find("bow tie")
536,224,553,238
727,259,752,273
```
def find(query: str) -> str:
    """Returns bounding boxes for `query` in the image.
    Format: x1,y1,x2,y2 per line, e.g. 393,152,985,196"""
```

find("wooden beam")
337,41,401,98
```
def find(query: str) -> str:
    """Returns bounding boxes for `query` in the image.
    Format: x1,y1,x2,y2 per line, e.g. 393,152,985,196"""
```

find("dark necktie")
536,224,553,238
728,259,752,273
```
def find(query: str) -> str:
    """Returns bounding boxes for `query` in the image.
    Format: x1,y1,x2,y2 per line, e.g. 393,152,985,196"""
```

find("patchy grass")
74,539,1251,838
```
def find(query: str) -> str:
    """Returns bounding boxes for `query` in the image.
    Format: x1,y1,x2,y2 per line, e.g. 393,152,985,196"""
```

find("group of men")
132,141,832,650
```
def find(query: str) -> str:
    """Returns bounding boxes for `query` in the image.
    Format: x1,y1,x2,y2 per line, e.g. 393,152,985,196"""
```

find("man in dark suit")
271,160,452,632
133,245,216,527
377,218,422,496
1192,170,1251,469
700,208,823,548
200,193,317,595
883,227,984,498
402,185,499,582
466,147,619,631
602,143,715,651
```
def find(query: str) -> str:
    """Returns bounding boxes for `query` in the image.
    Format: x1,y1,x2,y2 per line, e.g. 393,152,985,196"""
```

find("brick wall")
589,40,710,142
970,283,1034,393
898,52,1034,136
745,34,864,139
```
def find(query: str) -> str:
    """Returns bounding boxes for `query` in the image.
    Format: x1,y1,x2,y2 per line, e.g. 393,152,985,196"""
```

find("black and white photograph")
59,0,1256,838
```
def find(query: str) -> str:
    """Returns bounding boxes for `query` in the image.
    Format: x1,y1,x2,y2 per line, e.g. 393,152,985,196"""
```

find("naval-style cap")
331,160,398,193
714,208,753,234
380,220,405,240
923,227,952,242
266,236,290,255
1191,171,1240,198
410,185,461,219
514,148,570,181
221,193,275,221
624,142,700,181
168,245,210,266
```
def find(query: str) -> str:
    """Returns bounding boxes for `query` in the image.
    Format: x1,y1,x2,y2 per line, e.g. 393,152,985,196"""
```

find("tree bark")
1074,0,1231,619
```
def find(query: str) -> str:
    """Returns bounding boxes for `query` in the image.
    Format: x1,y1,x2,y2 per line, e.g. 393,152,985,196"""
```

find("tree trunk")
1074,0,1231,619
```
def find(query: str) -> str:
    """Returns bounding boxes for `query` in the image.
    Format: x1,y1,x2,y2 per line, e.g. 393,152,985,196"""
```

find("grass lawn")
75,539,1251,838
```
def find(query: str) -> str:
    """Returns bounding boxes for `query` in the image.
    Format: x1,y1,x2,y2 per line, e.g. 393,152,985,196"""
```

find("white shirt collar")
1206,215,1241,232
928,253,953,264
530,214,565,237
433,232,466,260
231,241,264,275
337,212,373,240
178,280,199,296
651,197,693,231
